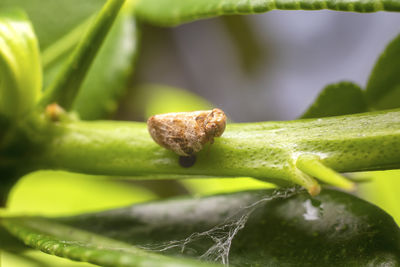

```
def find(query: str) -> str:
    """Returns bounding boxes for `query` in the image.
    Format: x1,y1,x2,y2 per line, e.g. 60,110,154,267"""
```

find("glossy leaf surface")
3,189,400,266
72,2,139,120
39,0,126,110
0,0,105,50
1,0,137,120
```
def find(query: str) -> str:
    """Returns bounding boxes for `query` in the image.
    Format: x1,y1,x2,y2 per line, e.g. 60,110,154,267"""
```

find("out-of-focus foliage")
39,0,126,112
366,33,400,110
134,84,213,119
133,0,400,26
7,171,157,216
0,0,105,50
0,2,140,265
0,9,41,119
1,0,400,265
3,189,400,266
301,82,367,118
72,1,138,119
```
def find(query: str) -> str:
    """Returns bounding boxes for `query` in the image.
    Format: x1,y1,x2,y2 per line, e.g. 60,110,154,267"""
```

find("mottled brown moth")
147,108,227,156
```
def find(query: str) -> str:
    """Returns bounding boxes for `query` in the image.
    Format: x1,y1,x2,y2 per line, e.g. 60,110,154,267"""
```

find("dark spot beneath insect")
179,155,196,168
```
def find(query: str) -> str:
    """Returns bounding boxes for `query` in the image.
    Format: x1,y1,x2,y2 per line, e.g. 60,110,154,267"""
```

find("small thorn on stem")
179,155,196,168
308,184,321,196
296,154,355,191
45,103,65,122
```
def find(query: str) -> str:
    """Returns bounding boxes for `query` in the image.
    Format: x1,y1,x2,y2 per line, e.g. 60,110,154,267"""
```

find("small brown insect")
147,108,227,156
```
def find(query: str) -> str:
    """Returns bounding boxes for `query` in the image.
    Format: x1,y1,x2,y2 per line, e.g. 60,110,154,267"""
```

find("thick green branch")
27,109,400,194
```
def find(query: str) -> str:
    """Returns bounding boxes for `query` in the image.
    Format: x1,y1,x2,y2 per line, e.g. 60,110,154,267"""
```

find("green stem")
134,0,400,27
296,154,355,190
26,109,400,194
2,217,220,267
39,0,125,110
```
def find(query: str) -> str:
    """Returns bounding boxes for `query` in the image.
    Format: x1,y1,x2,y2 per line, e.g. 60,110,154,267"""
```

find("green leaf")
133,0,400,27
72,2,139,120
2,249,97,267
132,84,213,119
221,16,265,74
0,0,108,100
0,168,20,207
0,0,105,51
301,82,367,118
6,171,157,216
0,9,41,119
0,224,27,253
34,0,138,120
3,189,400,266
0,113,10,141
358,169,400,226
41,18,94,90
366,33,400,110
39,0,126,110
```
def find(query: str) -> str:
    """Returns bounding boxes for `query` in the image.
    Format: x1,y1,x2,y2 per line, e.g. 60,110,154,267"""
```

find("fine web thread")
140,187,302,266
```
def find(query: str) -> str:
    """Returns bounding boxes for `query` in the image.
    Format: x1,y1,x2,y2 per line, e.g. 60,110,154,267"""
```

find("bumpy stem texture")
134,0,400,26
28,109,400,194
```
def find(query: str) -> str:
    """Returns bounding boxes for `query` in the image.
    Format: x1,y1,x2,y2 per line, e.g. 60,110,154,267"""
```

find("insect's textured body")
147,108,226,156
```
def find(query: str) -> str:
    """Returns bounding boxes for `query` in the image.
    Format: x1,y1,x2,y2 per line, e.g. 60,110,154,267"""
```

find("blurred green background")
1,0,400,265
